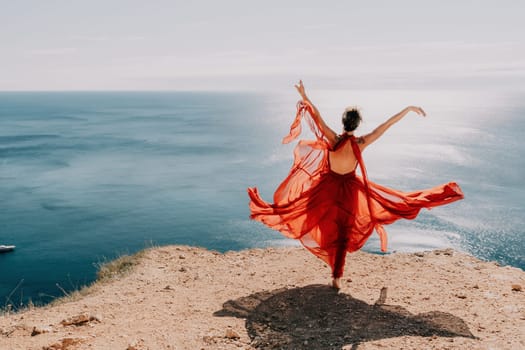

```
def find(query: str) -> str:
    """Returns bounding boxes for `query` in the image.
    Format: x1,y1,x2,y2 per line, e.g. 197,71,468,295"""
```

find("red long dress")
247,101,464,278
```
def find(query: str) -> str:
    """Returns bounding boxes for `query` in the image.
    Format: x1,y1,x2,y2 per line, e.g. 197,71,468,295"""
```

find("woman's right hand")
406,106,426,117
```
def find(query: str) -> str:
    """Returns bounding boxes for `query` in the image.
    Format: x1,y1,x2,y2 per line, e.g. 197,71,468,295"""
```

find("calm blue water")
1,90,524,309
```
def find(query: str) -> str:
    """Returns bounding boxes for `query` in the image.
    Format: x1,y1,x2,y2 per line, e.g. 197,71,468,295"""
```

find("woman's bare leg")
332,238,347,289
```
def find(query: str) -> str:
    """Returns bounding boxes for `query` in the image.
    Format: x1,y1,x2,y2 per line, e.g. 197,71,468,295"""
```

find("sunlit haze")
1,0,524,91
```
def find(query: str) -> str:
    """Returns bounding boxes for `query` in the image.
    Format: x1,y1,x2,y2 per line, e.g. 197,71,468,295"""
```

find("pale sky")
1,0,524,91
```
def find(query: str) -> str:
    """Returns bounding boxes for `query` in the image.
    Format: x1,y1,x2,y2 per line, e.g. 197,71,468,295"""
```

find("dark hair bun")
342,108,362,132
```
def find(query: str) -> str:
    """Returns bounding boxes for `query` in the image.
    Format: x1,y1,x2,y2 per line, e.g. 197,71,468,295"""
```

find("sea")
1,89,524,309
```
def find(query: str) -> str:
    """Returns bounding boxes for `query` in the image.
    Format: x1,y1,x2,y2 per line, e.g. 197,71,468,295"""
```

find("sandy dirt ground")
1,245,524,350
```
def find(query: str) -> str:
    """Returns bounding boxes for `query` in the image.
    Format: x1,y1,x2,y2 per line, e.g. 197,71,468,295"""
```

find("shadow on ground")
214,284,476,349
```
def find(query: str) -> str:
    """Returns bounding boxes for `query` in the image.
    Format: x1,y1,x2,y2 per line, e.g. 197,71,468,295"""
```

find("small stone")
43,337,85,350
455,294,467,299
179,267,187,272
61,314,90,326
179,255,186,259
511,284,522,292
225,328,240,339
31,325,52,336
90,314,102,323
61,338,82,347
43,342,62,350
127,339,142,350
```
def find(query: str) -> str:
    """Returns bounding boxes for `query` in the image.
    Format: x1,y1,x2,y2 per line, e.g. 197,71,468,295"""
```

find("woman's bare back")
328,139,358,175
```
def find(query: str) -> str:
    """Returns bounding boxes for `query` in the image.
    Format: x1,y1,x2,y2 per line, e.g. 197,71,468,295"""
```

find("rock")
60,313,99,326
61,314,89,326
43,342,62,350
127,339,145,350
61,338,82,348
511,284,522,292
225,328,240,339
90,314,102,323
43,337,84,350
30,325,52,336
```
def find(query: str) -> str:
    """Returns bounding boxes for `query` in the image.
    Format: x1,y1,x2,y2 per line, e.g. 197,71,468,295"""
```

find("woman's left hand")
294,80,307,99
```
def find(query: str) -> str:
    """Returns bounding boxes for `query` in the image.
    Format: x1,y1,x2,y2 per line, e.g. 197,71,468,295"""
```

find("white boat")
0,245,15,253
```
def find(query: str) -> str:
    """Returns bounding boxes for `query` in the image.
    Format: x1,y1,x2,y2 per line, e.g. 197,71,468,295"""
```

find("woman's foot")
332,278,342,290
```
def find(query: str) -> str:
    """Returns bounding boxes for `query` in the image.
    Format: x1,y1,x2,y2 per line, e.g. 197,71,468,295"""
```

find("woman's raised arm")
360,106,426,150
294,80,338,146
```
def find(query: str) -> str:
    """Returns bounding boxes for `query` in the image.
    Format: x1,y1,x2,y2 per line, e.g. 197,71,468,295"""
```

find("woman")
248,81,464,289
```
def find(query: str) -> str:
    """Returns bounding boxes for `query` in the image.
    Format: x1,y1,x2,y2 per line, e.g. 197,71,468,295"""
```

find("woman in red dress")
248,81,464,289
